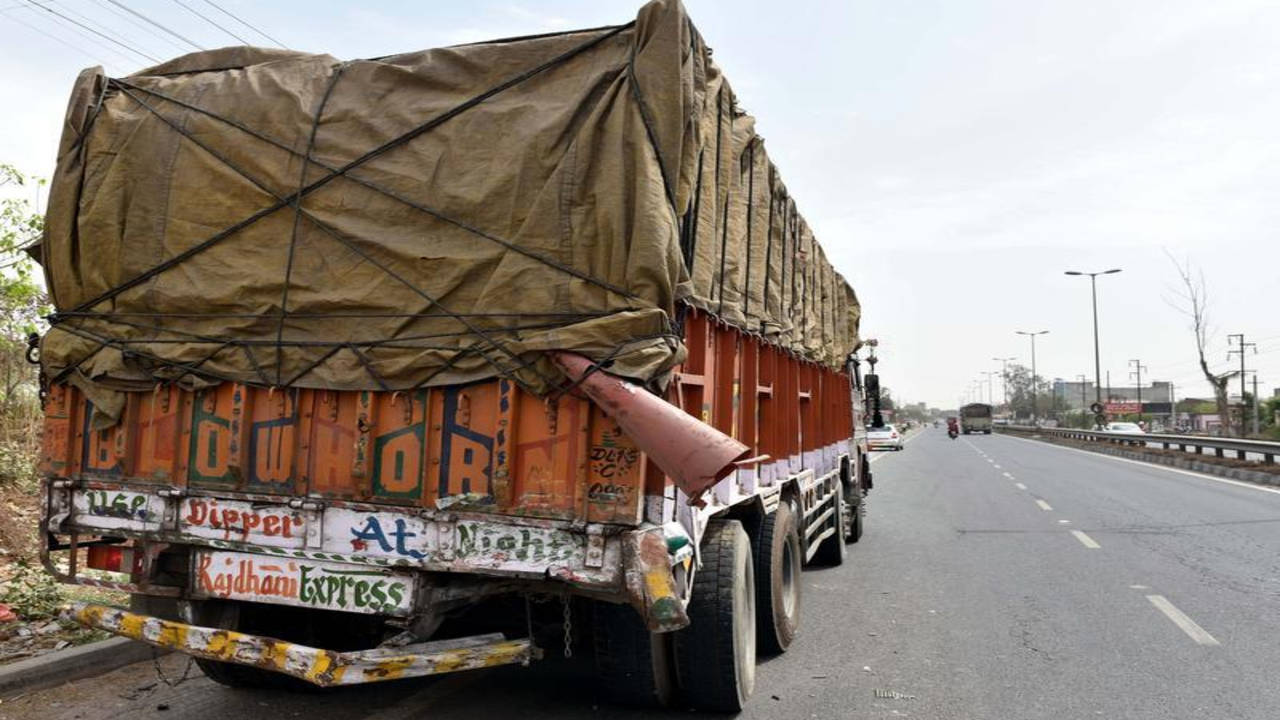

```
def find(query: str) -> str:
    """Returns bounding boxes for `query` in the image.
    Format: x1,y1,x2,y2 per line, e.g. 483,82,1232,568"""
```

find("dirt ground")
0,482,116,666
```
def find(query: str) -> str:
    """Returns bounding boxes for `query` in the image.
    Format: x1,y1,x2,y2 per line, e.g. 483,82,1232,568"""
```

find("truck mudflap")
65,602,535,687
621,526,687,632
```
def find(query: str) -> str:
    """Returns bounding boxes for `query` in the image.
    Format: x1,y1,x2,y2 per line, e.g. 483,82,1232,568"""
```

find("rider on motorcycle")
946,417,959,439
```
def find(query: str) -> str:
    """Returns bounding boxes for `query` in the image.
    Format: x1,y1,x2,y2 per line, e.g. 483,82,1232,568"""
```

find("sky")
1,0,1277,409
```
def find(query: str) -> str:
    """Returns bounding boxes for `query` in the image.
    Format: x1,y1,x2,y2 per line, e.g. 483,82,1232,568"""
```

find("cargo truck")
33,0,869,711
960,403,994,434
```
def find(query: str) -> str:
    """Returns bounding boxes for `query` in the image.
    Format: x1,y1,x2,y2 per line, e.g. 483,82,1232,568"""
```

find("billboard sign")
1105,402,1141,414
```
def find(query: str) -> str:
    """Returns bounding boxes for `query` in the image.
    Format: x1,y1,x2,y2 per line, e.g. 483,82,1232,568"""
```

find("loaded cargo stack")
35,0,869,710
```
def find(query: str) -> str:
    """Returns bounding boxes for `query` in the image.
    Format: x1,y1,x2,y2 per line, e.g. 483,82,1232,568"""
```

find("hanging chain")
523,594,535,646
561,595,573,659
152,649,197,688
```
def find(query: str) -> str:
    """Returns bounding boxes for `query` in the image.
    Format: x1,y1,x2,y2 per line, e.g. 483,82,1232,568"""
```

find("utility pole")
1129,359,1147,424
1016,330,1049,425
1228,333,1255,437
1252,374,1261,436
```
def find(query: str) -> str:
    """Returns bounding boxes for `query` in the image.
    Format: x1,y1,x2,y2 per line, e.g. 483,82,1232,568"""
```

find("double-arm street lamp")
992,356,1016,410
1065,268,1122,428
1015,330,1049,425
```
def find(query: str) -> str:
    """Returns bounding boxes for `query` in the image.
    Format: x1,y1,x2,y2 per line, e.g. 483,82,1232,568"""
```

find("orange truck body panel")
42,378,644,527
42,310,852,526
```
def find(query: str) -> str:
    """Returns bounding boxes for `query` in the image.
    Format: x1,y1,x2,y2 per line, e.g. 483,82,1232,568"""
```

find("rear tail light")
891,433,898,438
86,545,139,574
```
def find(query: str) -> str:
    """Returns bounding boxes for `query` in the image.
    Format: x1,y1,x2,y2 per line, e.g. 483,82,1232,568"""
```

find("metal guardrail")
998,425,1280,465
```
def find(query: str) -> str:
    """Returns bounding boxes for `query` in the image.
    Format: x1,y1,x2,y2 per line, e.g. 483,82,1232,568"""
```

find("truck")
960,403,994,434
33,0,870,711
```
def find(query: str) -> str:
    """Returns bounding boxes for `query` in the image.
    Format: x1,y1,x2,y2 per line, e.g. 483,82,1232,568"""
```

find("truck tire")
812,491,846,566
754,502,801,655
846,498,865,544
674,520,756,712
593,601,677,708
842,475,865,544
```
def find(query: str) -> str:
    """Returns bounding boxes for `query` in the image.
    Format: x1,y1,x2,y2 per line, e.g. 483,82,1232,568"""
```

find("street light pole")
1065,268,1122,428
1016,330,1049,425
982,371,996,405
993,356,1016,412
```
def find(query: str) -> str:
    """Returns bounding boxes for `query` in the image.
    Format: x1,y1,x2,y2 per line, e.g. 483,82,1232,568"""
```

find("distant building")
1174,398,1223,433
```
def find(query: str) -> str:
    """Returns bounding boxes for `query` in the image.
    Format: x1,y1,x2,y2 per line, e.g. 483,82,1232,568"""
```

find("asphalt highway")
6,427,1280,719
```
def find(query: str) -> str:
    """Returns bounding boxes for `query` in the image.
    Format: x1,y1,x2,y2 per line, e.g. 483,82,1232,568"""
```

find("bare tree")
1165,251,1236,436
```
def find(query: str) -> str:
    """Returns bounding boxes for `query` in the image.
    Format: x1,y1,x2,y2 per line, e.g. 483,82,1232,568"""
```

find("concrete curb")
1005,431,1280,488
0,637,165,697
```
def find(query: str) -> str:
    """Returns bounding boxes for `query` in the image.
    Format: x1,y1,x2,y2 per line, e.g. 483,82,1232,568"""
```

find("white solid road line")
1035,499,1053,511
1070,530,1100,548
1146,595,1221,646
997,432,1280,498
1015,483,1027,490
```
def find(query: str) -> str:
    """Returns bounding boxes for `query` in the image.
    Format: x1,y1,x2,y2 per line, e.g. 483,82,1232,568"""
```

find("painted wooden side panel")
671,309,854,489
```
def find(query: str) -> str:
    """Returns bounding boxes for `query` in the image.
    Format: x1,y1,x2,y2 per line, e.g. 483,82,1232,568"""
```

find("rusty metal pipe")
551,352,749,501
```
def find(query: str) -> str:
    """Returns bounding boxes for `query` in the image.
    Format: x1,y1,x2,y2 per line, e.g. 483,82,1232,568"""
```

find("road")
6,428,1280,719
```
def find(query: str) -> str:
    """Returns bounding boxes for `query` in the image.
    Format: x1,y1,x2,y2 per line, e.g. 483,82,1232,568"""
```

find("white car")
1105,422,1145,434
867,424,904,451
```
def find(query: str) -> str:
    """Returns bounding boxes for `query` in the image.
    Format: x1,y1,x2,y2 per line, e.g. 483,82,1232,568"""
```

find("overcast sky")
2,0,1277,409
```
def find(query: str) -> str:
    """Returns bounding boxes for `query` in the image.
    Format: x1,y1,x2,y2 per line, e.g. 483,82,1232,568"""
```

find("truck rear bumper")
65,602,534,687
44,480,690,631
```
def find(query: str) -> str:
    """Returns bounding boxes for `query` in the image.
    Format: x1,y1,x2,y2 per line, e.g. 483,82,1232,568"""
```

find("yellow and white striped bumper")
66,602,533,686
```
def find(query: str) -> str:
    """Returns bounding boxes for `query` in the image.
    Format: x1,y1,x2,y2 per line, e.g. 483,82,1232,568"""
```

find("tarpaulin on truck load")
38,0,860,413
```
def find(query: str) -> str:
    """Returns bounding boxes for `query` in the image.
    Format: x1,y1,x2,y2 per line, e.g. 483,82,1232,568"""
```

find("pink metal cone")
552,352,750,500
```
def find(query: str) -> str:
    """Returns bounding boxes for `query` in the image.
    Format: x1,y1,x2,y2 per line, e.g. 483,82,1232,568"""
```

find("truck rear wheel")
846,498,865,543
755,502,801,655
674,519,756,712
593,601,677,707
843,480,864,545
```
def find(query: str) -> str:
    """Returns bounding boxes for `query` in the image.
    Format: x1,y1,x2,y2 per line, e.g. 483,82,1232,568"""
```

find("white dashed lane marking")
1015,483,1027,490
1070,530,1100,549
1146,595,1220,646
1035,499,1053,511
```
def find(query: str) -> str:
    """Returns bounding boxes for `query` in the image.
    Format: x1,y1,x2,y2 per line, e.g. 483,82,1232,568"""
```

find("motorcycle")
947,428,958,440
